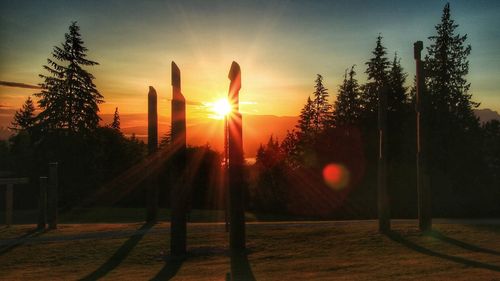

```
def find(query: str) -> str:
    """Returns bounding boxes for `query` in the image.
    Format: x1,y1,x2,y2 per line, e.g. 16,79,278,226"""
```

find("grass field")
1,218,499,280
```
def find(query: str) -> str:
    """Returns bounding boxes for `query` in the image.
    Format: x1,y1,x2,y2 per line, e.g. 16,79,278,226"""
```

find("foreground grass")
0,220,499,280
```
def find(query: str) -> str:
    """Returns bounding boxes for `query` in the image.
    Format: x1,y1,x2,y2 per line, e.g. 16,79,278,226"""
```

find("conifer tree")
297,96,314,135
35,22,103,133
334,65,363,126
425,3,478,129
10,97,37,132
362,34,390,117
111,107,120,130
388,53,409,113
311,74,332,131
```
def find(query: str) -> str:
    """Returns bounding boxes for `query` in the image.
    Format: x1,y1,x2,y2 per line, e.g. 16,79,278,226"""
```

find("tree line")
252,3,500,218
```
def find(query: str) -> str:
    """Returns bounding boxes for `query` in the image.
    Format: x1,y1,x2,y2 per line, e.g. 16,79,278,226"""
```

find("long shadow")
0,228,46,255
228,250,256,281
151,257,184,281
428,230,500,256
386,230,500,272
80,222,155,281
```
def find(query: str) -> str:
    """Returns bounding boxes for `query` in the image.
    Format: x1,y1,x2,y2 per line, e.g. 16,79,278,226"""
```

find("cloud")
0,81,41,89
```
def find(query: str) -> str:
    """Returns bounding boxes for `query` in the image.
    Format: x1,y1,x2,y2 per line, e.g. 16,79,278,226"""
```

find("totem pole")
227,61,245,251
378,82,390,232
170,61,188,256
414,41,432,231
147,86,159,222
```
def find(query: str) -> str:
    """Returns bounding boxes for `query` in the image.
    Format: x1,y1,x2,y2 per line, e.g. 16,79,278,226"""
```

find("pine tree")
334,65,363,126
35,22,103,133
10,97,37,132
425,3,478,129
311,74,332,131
388,53,409,113
111,107,120,130
297,96,314,135
362,34,390,117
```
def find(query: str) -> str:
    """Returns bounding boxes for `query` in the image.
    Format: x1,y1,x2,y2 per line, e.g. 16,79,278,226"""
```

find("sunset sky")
1,0,499,134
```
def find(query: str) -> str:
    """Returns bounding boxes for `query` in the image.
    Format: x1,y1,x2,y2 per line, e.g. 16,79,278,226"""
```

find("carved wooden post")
147,86,159,223
170,61,187,256
228,61,245,251
38,177,48,229
47,162,58,230
414,41,432,231
5,183,13,226
378,82,390,232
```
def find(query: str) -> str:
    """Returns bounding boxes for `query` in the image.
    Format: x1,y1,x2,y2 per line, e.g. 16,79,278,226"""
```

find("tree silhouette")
111,107,120,130
311,74,333,131
334,65,363,126
388,53,409,113
10,97,37,132
35,22,103,133
362,34,390,119
297,96,314,137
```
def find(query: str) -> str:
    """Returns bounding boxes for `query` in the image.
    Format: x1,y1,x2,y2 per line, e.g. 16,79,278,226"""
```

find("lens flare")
322,163,349,190
210,98,232,119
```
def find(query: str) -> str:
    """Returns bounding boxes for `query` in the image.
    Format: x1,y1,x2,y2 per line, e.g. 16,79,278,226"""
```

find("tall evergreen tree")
334,65,363,126
35,22,103,133
10,97,37,132
111,107,120,130
297,96,314,135
388,53,409,113
362,34,390,117
425,3,478,128
311,74,332,131
424,3,480,213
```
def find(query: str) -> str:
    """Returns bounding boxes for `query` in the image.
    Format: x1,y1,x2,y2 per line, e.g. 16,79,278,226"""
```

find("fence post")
38,177,48,229
48,162,58,230
5,184,13,226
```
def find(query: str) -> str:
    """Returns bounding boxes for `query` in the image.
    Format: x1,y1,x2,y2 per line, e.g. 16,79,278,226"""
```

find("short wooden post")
38,177,48,229
5,184,13,226
48,162,58,230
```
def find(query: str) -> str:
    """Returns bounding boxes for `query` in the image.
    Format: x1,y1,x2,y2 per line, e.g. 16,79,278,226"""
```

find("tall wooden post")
38,177,48,229
170,61,187,256
228,61,245,251
378,83,390,232
5,184,13,226
47,162,58,230
414,41,432,231
147,86,159,223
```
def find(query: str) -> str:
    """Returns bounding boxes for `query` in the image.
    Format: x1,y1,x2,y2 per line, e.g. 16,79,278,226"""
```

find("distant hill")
474,108,500,123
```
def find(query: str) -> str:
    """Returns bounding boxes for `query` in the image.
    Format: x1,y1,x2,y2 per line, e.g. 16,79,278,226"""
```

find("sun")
210,98,232,119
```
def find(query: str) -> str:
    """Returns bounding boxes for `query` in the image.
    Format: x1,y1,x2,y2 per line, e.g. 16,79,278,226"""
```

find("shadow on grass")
227,250,256,281
0,228,46,256
428,230,500,256
151,257,184,281
386,230,500,272
80,222,155,281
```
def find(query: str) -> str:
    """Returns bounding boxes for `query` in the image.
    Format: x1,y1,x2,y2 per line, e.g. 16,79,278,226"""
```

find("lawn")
0,218,499,280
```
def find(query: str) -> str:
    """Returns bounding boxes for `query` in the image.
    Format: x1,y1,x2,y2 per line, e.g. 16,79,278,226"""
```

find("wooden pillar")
170,61,187,256
5,184,13,226
38,177,48,229
147,86,159,223
378,83,390,232
228,61,245,251
47,162,58,230
414,41,432,231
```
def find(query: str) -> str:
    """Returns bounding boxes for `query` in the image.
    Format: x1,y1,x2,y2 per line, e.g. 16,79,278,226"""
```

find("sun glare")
210,98,232,119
